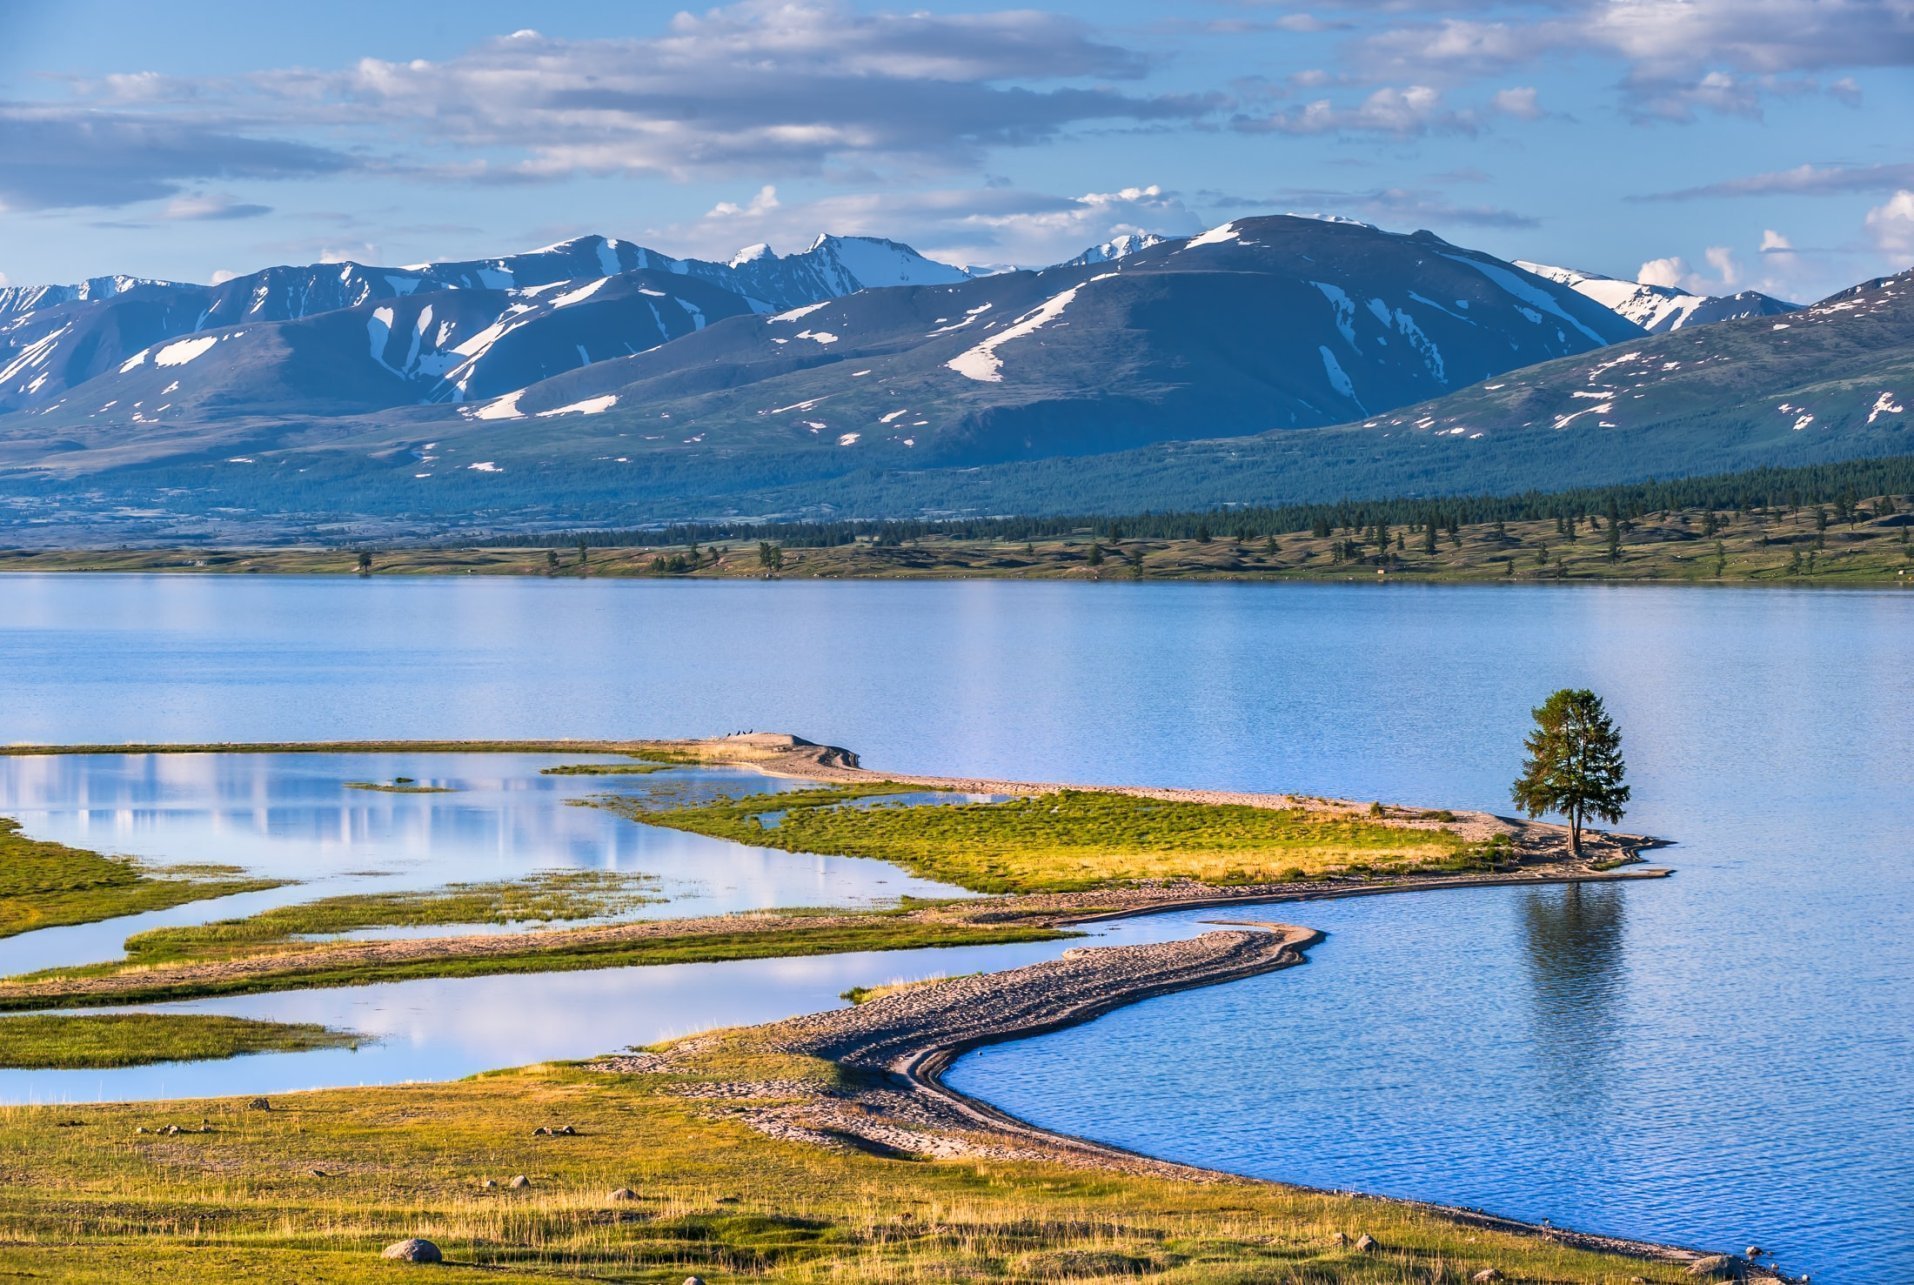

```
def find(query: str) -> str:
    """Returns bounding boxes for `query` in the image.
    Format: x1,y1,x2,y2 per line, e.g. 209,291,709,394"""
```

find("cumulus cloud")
648,182,1205,268
1865,190,1914,258
1639,245,1742,292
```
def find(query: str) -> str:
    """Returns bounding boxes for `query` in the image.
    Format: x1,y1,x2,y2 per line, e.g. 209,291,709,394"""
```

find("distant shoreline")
2,484,1910,591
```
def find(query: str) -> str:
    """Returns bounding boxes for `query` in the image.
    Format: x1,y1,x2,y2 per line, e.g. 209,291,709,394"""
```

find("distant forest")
529,453,1914,550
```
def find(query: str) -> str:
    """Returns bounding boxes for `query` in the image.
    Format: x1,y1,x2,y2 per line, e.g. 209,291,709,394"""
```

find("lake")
0,573,1908,1281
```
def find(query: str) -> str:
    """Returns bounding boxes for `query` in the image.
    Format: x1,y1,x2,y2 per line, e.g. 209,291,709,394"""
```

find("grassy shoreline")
0,1013,359,1069
2,491,1910,586
0,818,281,939
0,735,1720,1280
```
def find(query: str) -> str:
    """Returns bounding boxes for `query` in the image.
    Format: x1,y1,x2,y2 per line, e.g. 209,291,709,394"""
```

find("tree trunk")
1568,809,1583,859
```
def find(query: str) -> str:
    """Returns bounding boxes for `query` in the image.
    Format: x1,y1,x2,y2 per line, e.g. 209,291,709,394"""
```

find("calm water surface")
0,575,1908,1281
0,752,967,972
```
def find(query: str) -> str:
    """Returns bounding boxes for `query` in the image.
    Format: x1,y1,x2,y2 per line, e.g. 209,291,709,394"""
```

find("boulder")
684,1278,707,1285
381,1238,443,1263
1354,1234,1378,1253
508,1174,531,1190
609,1187,638,1201
1687,1255,1752,1279
1472,1270,1504,1283
480,1179,497,1190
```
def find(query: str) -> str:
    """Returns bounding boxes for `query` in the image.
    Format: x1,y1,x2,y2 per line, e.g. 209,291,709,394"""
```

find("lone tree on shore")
1511,688,1630,860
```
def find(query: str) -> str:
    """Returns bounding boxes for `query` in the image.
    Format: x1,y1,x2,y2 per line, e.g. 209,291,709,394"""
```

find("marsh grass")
0,818,281,939
0,1058,1699,1282
83,870,671,969
0,1013,359,1069
614,786,1473,894
6,919,1071,1011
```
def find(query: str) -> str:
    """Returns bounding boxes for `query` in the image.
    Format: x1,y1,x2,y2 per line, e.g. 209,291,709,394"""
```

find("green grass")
0,818,282,939
609,785,1476,894
0,1057,1703,1282
540,761,677,776
0,1013,360,1069
2,919,1070,1012
102,870,669,969
841,973,975,1005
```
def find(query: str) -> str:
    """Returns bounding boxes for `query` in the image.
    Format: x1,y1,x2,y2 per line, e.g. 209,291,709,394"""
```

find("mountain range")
1514,261,1798,333
0,216,1904,542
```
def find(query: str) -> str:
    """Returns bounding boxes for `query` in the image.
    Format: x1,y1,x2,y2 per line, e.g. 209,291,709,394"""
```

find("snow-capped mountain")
412,215,1644,466
0,234,977,416
0,275,175,320
1063,233,1167,267
1515,261,1799,333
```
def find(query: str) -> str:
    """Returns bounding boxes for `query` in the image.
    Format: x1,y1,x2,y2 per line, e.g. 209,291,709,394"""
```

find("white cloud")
1643,161,1914,201
229,2,1203,182
1237,84,1474,135
1350,0,1914,118
1490,86,1543,119
209,268,240,285
0,270,10,287
1865,190,1914,258
1635,256,1687,289
706,185,782,220
649,182,1204,269
1636,246,1738,293
160,192,272,221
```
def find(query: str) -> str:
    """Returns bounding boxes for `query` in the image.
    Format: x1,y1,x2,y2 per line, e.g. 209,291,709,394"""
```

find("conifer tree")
1512,689,1630,860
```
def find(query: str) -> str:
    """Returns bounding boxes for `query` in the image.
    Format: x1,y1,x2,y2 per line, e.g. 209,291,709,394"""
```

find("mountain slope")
438,216,1643,469
0,235,974,417
1516,260,1798,333
778,269,1913,516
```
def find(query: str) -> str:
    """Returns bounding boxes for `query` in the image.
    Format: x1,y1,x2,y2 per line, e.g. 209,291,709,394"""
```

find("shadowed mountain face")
0,217,1903,540
0,217,1639,500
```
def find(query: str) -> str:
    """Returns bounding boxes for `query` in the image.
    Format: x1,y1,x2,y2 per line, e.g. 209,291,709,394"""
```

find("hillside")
0,217,1649,539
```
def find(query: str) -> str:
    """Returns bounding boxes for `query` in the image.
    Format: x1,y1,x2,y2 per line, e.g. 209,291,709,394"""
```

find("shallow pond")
0,751,971,973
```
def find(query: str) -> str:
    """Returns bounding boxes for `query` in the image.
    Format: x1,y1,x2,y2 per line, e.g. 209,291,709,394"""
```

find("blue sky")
2,0,1910,299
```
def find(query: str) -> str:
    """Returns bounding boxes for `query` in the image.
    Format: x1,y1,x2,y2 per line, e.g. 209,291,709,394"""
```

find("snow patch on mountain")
1443,255,1607,345
155,336,220,367
536,394,618,417
470,391,524,420
1183,222,1243,251
946,285,1083,382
